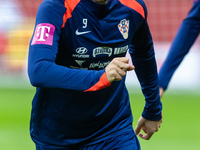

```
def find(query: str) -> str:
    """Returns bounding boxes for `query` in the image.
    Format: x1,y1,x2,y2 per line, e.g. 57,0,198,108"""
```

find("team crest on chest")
118,19,129,39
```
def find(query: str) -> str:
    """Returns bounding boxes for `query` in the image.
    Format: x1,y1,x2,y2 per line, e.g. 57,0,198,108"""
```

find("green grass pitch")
0,87,200,150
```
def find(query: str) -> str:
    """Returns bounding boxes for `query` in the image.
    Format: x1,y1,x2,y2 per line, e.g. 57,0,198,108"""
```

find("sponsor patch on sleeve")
31,23,55,46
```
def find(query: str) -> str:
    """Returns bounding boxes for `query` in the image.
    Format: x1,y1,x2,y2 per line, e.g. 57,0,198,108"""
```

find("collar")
80,0,114,19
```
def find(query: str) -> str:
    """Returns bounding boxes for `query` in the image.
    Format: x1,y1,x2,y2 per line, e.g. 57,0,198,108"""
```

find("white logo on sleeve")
36,26,50,41
31,23,55,45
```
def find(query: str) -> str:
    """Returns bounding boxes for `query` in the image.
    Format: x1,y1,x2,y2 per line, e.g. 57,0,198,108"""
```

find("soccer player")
159,0,200,97
28,0,162,149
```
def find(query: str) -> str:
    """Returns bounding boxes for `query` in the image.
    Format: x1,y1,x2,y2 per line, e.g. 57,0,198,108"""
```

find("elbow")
28,58,54,87
28,77,38,87
28,72,40,87
28,67,43,87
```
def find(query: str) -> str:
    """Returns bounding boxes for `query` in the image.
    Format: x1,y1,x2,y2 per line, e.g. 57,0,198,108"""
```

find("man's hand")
159,87,164,98
105,57,135,83
135,116,162,140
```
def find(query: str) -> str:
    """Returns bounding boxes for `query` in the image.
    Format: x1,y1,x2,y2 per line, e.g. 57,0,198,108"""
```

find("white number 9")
83,19,87,28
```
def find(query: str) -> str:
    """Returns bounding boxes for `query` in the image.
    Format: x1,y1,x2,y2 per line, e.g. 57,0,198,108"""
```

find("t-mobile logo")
36,26,50,41
31,23,55,45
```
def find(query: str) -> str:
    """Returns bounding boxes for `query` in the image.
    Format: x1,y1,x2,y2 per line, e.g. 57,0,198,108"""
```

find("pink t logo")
31,23,55,45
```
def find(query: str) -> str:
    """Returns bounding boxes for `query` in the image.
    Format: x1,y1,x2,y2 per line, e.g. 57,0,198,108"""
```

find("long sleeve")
28,0,110,91
159,1,200,90
129,11,162,121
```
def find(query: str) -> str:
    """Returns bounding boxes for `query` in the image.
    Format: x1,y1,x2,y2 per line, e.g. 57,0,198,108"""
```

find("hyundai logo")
76,47,88,54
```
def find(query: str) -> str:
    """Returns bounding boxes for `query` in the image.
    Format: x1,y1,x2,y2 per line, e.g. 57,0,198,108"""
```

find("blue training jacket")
28,0,162,148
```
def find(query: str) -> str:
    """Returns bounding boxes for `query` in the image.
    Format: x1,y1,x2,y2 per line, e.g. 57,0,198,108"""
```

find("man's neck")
92,0,109,5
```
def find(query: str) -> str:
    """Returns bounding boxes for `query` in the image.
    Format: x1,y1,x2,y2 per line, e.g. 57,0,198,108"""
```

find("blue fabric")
36,126,140,150
28,0,162,148
159,0,200,90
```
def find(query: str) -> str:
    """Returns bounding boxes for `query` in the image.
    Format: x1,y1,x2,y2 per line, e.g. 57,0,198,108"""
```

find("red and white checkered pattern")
118,20,129,34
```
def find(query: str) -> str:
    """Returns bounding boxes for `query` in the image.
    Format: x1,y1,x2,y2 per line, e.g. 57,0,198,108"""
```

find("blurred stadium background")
0,0,200,150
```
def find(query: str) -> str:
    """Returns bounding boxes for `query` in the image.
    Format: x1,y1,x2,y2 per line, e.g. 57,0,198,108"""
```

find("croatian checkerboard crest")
118,19,129,39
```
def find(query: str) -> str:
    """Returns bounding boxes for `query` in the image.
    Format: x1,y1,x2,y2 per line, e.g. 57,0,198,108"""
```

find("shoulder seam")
61,0,80,28
119,0,145,19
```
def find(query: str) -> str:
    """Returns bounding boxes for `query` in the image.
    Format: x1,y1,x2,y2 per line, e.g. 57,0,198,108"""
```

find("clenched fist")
105,57,135,83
